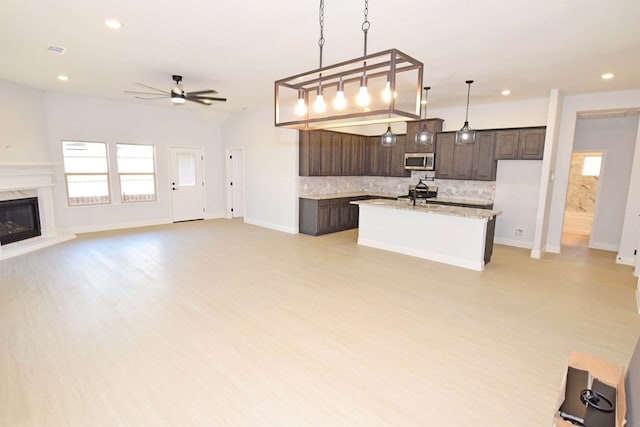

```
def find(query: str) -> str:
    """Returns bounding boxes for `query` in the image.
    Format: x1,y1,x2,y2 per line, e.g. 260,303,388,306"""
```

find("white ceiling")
1,0,639,113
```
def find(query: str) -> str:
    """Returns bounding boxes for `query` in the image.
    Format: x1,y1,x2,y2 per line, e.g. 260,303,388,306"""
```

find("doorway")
168,147,205,222
562,151,603,249
225,148,244,218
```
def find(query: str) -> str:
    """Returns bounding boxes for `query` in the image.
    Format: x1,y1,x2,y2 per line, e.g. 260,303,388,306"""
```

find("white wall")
546,90,640,262
493,161,542,248
44,93,228,233
0,80,50,163
221,106,299,233
572,116,638,251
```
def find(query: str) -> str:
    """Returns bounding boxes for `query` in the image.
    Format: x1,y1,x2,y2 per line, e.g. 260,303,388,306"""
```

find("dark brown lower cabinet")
299,196,395,236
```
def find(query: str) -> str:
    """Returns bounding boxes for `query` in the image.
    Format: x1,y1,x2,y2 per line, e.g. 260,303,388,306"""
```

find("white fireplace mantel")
0,162,75,260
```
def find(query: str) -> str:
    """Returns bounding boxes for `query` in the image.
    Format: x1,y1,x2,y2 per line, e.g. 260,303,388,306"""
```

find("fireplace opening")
0,197,42,245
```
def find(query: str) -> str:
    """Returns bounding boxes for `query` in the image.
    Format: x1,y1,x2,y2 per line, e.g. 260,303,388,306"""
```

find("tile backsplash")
299,173,495,202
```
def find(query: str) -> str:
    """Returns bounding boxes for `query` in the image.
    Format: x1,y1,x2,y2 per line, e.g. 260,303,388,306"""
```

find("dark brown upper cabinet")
495,127,545,160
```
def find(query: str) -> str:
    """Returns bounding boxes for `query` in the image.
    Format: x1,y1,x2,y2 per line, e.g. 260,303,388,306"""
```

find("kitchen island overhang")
352,199,501,271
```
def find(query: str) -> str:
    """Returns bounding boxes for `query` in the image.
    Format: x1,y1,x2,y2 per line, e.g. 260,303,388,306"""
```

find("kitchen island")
351,199,501,271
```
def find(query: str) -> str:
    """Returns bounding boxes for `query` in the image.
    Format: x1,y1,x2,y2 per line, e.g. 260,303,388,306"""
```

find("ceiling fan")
125,75,227,105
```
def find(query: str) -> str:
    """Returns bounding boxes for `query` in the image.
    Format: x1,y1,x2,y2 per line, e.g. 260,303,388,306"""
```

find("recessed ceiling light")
420,100,428,105
57,75,69,81
501,89,511,96
105,19,122,29
601,73,615,80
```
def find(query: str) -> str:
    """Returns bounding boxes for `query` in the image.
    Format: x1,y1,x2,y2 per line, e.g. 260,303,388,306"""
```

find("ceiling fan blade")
135,95,170,100
134,83,170,94
125,90,167,95
187,89,218,95
190,95,227,102
185,97,210,105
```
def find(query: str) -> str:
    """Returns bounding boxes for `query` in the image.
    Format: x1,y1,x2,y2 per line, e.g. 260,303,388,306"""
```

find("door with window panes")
169,147,205,222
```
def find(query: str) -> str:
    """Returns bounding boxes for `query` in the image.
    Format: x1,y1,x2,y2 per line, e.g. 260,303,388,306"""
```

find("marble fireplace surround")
0,163,75,260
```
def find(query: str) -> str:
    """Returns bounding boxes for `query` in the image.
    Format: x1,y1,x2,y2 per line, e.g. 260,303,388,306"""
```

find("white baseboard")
589,242,618,252
494,237,533,249
616,255,635,266
546,244,561,254
205,211,225,220
358,237,484,272
60,218,172,235
243,217,297,234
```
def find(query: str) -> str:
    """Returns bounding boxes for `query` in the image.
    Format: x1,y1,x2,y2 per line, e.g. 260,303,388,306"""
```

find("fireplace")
0,197,42,245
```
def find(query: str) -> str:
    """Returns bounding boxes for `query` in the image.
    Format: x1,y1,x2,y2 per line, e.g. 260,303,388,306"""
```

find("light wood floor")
1,219,638,426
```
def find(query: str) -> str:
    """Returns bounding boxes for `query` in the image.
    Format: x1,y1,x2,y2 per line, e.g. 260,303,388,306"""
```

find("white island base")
355,200,500,271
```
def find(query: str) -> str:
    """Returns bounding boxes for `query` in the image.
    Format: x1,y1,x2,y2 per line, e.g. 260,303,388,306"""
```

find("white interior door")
226,148,244,218
169,147,205,222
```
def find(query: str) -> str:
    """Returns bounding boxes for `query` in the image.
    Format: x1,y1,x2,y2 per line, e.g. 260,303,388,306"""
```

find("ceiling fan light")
171,94,186,104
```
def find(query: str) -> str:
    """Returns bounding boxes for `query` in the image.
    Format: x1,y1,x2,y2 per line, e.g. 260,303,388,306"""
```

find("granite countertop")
352,198,501,220
299,192,401,200
427,197,494,207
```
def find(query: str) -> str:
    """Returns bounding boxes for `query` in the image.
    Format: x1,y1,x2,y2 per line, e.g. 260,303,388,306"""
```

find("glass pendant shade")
455,121,476,144
415,124,434,145
381,125,397,147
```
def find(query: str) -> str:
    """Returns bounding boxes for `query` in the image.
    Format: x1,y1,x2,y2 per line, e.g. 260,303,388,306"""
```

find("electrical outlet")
514,228,525,237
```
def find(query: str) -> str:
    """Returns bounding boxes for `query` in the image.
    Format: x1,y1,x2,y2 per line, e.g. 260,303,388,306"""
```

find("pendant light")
455,80,476,144
355,0,371,108
415,86,434,145
381,111,396,146
274,0,423,130
381,124,397,147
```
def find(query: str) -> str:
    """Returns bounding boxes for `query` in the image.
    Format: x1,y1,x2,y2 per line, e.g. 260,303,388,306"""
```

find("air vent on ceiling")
47,45,66,55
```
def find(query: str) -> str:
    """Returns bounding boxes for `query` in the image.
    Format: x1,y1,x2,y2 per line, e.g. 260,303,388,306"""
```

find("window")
62,141,111,206
117,144,157,203
582,155,602,177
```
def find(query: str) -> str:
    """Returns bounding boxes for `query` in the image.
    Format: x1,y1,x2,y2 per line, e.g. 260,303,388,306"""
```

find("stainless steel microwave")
404,153,435,170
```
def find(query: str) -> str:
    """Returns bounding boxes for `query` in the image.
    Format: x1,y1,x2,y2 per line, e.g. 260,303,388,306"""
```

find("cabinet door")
366,136,380,176
389,134,410,177
435,133,455,179
495,130,519,160
318,131,333,176
519,128,545,159
330,132,343,175
300,131,323,176
453,142,474,180
354,135,366,176
338,200,351,230
377,143,391,177
317,205,331,234
341,134,352,176
472,131,497,181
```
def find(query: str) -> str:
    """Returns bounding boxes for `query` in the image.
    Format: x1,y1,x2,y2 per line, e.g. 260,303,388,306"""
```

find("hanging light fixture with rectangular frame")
274,1,423,131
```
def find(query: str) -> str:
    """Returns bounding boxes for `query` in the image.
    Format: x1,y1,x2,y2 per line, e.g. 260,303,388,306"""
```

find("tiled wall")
298,174,495,202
